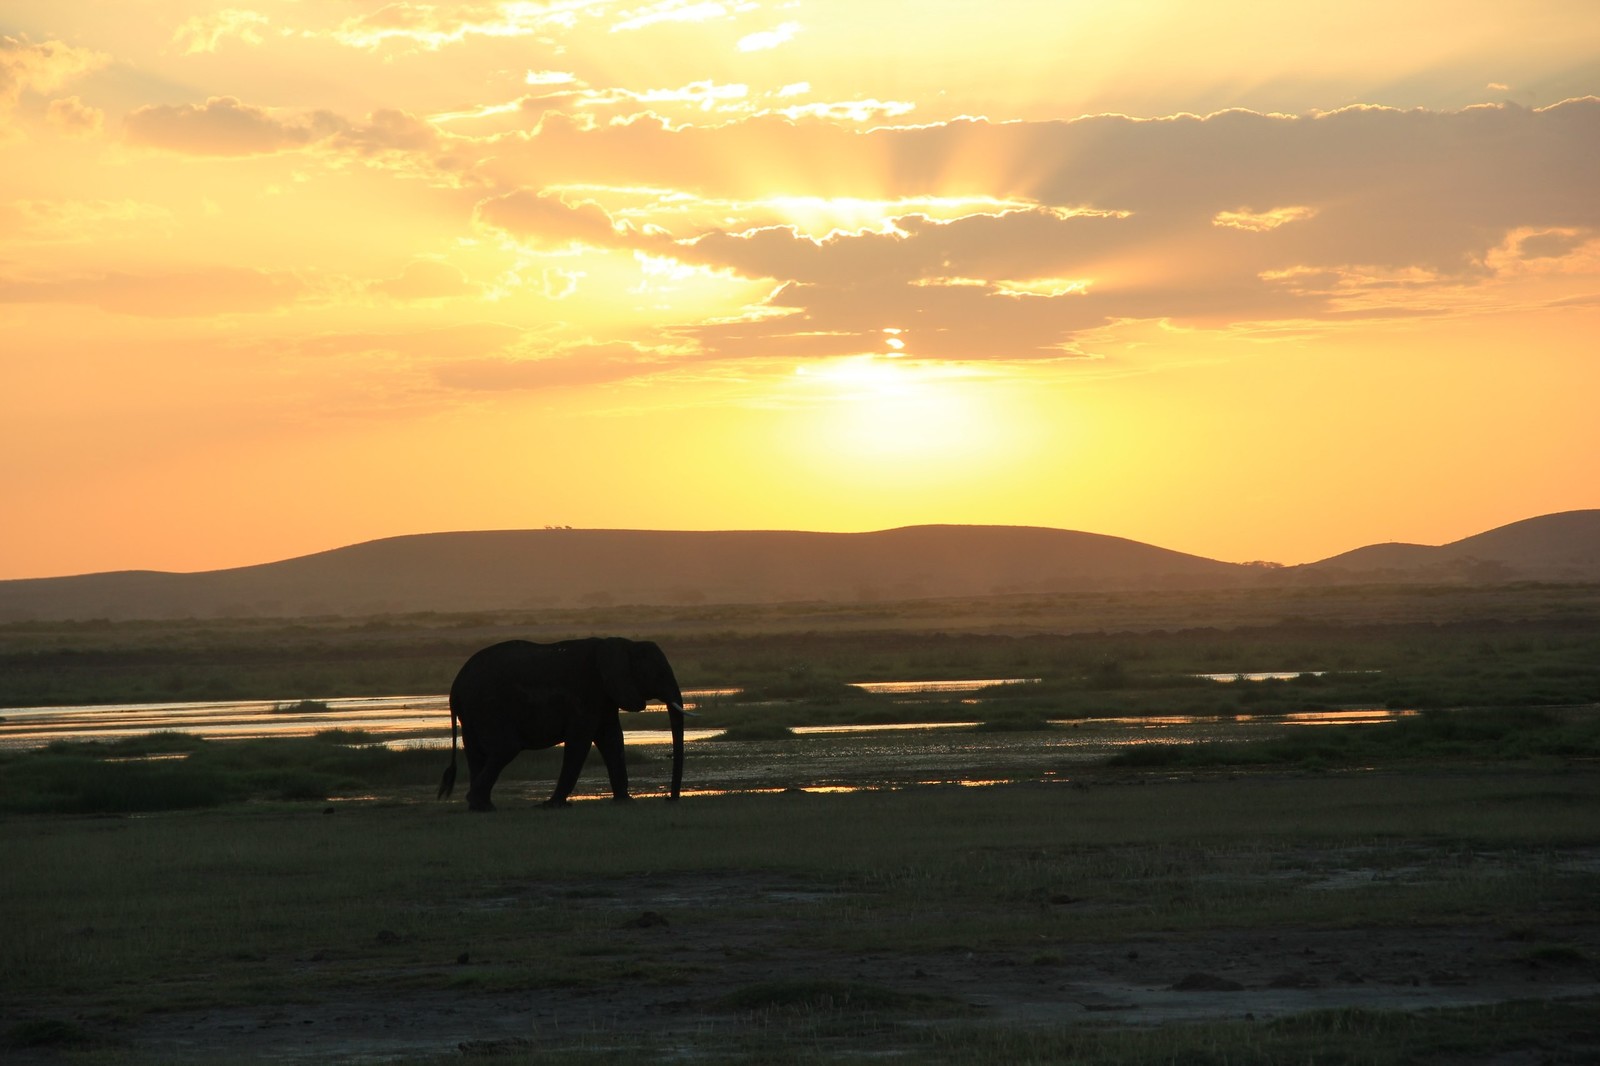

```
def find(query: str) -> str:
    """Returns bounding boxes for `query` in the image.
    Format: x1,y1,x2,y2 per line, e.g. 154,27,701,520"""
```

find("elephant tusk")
669,701,699,717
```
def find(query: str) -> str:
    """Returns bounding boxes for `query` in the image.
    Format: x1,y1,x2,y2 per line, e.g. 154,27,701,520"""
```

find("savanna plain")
3,582,1599,1064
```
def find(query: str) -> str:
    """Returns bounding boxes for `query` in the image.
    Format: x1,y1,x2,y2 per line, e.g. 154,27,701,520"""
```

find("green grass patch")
0,731,447,813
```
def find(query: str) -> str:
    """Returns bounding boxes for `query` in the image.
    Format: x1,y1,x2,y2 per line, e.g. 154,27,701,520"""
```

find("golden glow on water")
0,680,1416,751
1,686,1438,802
848,679,1038,694
792,723,979,735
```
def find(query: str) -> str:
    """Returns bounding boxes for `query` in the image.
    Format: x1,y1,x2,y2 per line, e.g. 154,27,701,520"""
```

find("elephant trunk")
666,699,685,801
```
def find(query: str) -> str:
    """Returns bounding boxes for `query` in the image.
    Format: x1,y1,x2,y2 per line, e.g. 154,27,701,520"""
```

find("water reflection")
0,683,1413,752
849,679,1037,694
0,692,722,750
1066,709,1416,729
1197,671,1325,682
792,722,979,735
1282,709,1417,725
608,779,1037,800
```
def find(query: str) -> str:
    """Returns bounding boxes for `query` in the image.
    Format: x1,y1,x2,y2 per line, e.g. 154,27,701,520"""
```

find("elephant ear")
596,638,647,712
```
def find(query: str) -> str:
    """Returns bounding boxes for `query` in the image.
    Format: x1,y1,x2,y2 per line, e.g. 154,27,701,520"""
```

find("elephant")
437,637,686,810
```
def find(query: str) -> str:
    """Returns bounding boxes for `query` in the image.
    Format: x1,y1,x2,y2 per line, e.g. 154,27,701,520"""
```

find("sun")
785,350,1012,477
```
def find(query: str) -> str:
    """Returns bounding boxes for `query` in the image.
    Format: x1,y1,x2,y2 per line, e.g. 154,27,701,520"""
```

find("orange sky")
3,2,1599,579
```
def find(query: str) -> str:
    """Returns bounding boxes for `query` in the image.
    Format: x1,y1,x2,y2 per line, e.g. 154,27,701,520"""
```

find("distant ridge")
0,512,1596,621
1298,510,1600,583
0,525,1236,621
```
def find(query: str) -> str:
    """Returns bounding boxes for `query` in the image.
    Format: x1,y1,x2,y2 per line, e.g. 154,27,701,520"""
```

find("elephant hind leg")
546,738,595,806
594,715,631,801
467,749,516,812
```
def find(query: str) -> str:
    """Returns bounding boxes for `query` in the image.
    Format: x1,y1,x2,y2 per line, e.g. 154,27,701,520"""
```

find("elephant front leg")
544,738,594,807
594,713,631,801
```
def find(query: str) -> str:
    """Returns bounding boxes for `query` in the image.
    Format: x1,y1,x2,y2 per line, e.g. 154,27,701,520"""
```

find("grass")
0,731,453,813
1106,706,1600,770
908,1000,1600,1066
3,773,1598,1063
4,583,1600,712
716,979,974,1017
300,996,1600,1064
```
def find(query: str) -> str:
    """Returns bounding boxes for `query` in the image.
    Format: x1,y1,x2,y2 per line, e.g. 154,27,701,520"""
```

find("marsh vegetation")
4,581,1599,712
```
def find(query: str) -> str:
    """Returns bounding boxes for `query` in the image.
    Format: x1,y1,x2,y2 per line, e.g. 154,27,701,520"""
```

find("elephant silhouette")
438,637,685,810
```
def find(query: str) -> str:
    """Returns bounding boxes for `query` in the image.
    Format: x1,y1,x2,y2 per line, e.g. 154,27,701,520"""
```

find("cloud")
121,97,454,172
738,22,800,52
1,35,108,113
598,99,1600,362
96,92,1592,368
772,98,914,122
475,189,632,249
491,101,1600,258
664,204,1362,361
0,267,304,316
552,79,752,114
526,70,578,87
678,209,1136,291
610,2,731,34
326,108,443,156
45,95,103,136
333,1,592,51
333,99,1599,368
1516,229,1590,260
171,9,270,55
1212,205,1317,232
124,96,331,155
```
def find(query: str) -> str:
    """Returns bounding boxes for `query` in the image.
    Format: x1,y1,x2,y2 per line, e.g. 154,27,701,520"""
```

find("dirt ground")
51,868,1598,1063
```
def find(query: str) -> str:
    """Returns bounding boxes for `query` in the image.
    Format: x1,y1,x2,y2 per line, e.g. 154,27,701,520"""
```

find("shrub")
710,722,796,742
0,754,246,814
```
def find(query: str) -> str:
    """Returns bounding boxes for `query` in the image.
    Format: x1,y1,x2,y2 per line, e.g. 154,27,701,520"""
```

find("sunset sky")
3,2,1598,580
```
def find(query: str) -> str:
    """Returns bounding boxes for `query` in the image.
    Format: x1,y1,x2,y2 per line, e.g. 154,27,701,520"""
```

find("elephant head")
596,637,686,800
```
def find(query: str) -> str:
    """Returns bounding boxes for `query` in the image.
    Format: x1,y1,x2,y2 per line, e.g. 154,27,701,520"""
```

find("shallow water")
0,680,1411,752
0,694,728,750
848,678,1037,694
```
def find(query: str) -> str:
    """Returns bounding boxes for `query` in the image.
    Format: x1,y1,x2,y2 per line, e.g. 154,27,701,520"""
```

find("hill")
2,512,1595,622
1298,510,1600,583
0,526,1242,622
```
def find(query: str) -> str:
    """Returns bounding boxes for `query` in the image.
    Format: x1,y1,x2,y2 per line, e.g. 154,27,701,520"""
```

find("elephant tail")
437,700,459,800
